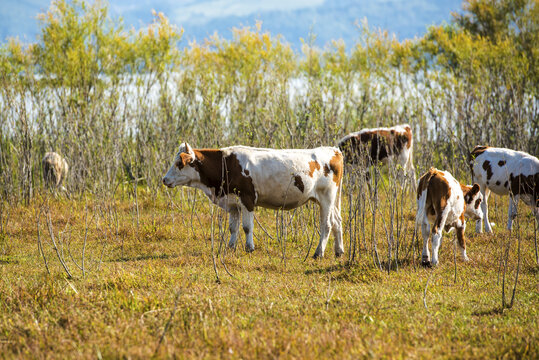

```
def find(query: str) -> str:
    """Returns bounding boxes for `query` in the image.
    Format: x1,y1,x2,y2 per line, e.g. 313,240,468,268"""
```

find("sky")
0,0,464,49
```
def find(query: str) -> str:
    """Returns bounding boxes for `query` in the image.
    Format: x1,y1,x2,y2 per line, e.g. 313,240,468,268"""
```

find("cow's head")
463,183,484,221
162,143,199,188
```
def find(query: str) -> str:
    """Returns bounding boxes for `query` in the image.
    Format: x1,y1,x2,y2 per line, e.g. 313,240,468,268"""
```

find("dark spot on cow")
457,195,460,200
504,181,508,188
496,181,500,186
498,160,506,167
243,226,250,234
244,169,250,176
323,164,330,177
482,160,493,181
475,198,482,209
293,175,304,193
509,172,539,198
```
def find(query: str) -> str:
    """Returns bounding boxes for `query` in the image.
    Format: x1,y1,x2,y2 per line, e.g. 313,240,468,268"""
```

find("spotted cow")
42,152,69,191
470,146,539,233
416,168,483,266
337,124,416,185
162,143,344,258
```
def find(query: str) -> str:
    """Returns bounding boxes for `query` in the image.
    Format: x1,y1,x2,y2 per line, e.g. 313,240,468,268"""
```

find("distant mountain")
1,0,463,49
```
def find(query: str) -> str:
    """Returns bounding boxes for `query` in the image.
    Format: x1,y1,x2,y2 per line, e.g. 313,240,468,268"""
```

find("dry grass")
0,187,537,359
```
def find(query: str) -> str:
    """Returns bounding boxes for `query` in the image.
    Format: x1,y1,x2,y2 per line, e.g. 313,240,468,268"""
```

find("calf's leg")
456,225,469,261
431,208,450,266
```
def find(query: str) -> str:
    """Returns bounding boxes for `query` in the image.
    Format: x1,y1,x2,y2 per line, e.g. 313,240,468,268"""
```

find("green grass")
0,189,537,359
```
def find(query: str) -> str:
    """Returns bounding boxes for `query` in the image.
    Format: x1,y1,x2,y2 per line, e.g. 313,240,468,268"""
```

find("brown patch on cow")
509,172,539,201
463,183,480,204
308,160,320,177
482,160,493,181
329,151,344,185
403,125,413,149
244,169,250,176
293,175,304,193
470,145,490,158
338,125,412,164
417,168,451,233
498,160,506,167
191,149,256,212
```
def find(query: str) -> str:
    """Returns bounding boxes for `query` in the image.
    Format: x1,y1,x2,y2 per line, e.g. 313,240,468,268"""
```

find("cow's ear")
465,183,480,203
184,143,195,157
180,152,194,166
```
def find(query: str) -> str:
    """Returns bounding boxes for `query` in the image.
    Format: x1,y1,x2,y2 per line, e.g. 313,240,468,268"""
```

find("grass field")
0,186,537,359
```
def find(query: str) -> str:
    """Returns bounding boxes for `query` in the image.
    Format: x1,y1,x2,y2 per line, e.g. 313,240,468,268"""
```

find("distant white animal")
470,146,539,233
42,152,69,191
337,124,416,185
416,168,483,267
162,143,344,258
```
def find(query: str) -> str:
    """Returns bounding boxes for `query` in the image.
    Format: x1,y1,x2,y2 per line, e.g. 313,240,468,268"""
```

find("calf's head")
162,143,199,188
463,183,484,221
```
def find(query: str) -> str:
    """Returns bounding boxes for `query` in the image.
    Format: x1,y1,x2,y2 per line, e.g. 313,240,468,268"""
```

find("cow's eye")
175,160,183,169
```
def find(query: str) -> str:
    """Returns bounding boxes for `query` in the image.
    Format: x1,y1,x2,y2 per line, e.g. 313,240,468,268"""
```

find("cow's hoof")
227,242,236,251
245,245,255,253
313,252,323,259
335,250,344,258
421,260,432,268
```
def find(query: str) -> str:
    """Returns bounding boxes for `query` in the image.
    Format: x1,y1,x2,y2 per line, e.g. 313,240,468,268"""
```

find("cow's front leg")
241,207,255,252
456,225,469,262
421,218,431,266
476,187,491,233
507,195,519,230
227,207,241,249
314,203,332,259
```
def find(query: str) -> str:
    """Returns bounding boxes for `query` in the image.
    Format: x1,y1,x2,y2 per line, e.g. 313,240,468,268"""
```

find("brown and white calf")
42,152,69,191
470,146,539,233
416,168,483,266
337,124,416,185
162,143,344,258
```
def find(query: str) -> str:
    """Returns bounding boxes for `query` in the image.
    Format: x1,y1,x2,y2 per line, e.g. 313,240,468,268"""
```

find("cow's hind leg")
331,205,344,257
314,200,333,259
227,207,241,249
431,208,449,266
241,206,255,252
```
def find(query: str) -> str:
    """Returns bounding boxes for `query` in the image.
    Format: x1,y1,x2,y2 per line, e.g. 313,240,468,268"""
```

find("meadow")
0,186,537,358
0,0,538,358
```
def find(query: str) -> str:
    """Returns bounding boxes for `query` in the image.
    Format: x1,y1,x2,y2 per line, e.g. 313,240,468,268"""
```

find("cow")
470,146,539,233
42,152,69,191
416,168,483,267
337,124,416,186
162,143,344,258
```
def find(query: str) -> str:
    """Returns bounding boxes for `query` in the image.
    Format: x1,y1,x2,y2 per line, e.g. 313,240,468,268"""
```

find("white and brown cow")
42,152,69,191
337,124,416,185
470,146,539,233
162,143,344,258
416,168,483,266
